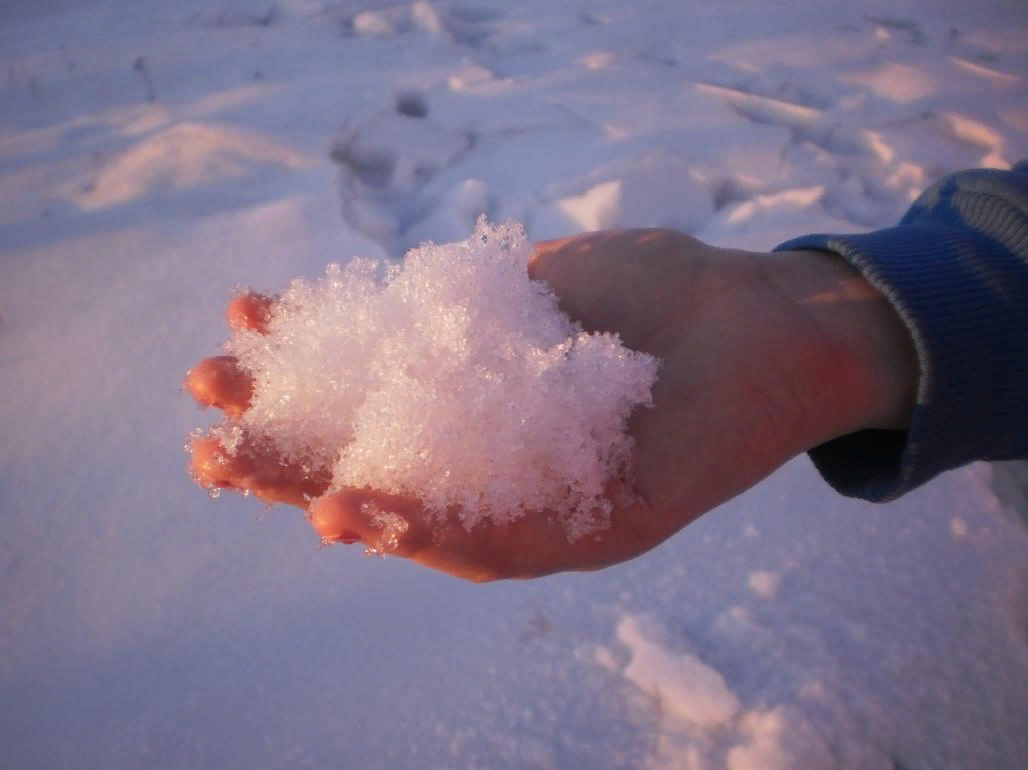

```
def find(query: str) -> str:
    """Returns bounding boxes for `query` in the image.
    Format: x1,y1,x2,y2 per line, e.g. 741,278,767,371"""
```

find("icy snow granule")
227,219,660,538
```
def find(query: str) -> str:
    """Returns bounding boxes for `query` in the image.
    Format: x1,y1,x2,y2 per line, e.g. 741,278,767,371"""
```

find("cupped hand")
186,229,917,581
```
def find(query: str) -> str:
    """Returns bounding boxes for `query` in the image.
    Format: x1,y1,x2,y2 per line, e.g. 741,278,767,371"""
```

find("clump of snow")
616,615,740,728
726,707,836,770
350,1,449,40
358,503,412,555
605,612,893,769
532,156,714,240
209,421,244,456
227,218,659,537
747,570,781,598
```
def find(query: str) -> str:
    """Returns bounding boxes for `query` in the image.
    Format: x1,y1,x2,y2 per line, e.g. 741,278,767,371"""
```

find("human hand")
187,229,917,581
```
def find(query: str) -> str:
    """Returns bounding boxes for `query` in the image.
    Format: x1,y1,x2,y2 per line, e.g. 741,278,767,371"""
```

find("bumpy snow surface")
4,0,1028,768
228,219,658,536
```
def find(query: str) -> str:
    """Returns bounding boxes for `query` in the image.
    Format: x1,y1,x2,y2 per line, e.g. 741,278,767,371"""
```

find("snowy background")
2,0,1028,768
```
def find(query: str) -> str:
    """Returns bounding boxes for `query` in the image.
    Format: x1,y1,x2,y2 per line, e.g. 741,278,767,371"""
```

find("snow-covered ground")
2,1,1028,767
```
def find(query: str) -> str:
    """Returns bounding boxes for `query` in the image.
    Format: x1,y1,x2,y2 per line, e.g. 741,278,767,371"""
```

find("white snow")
616,614,741,728
69,121,314,208
747,570,781,598
226,218,658,536
2,0,1028,768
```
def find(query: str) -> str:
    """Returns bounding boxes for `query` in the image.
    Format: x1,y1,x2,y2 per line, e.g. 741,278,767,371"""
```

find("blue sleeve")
773,161,1028,501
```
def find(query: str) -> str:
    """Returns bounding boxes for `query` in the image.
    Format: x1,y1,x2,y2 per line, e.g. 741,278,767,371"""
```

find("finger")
310,489,515,580
309,488,435,555
189,432,331,508
528,234,586,280
185,355,254,419
227,292,274,334
533,234,582,254
309,488,606,582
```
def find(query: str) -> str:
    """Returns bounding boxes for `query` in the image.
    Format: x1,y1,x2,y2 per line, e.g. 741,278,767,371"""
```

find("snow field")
2,0,1028,768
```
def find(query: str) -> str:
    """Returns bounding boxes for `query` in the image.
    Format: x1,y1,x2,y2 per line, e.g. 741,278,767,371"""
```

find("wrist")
764,249,919,439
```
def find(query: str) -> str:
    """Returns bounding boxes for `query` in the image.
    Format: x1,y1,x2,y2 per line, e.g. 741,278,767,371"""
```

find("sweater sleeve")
773,161,1028,502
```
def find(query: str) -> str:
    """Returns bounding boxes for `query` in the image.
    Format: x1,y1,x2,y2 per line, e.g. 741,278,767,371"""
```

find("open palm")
188,229,914,581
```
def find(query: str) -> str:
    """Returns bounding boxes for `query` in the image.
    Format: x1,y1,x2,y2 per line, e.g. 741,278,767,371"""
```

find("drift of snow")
226,218,659,537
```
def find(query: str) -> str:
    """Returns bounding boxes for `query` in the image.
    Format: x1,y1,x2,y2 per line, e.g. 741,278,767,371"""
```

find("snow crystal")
209,421,244,455
227,219,659,538
364,506,411,556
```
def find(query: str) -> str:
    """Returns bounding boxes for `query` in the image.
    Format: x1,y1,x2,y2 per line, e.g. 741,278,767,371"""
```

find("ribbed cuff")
774,217,1028,501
